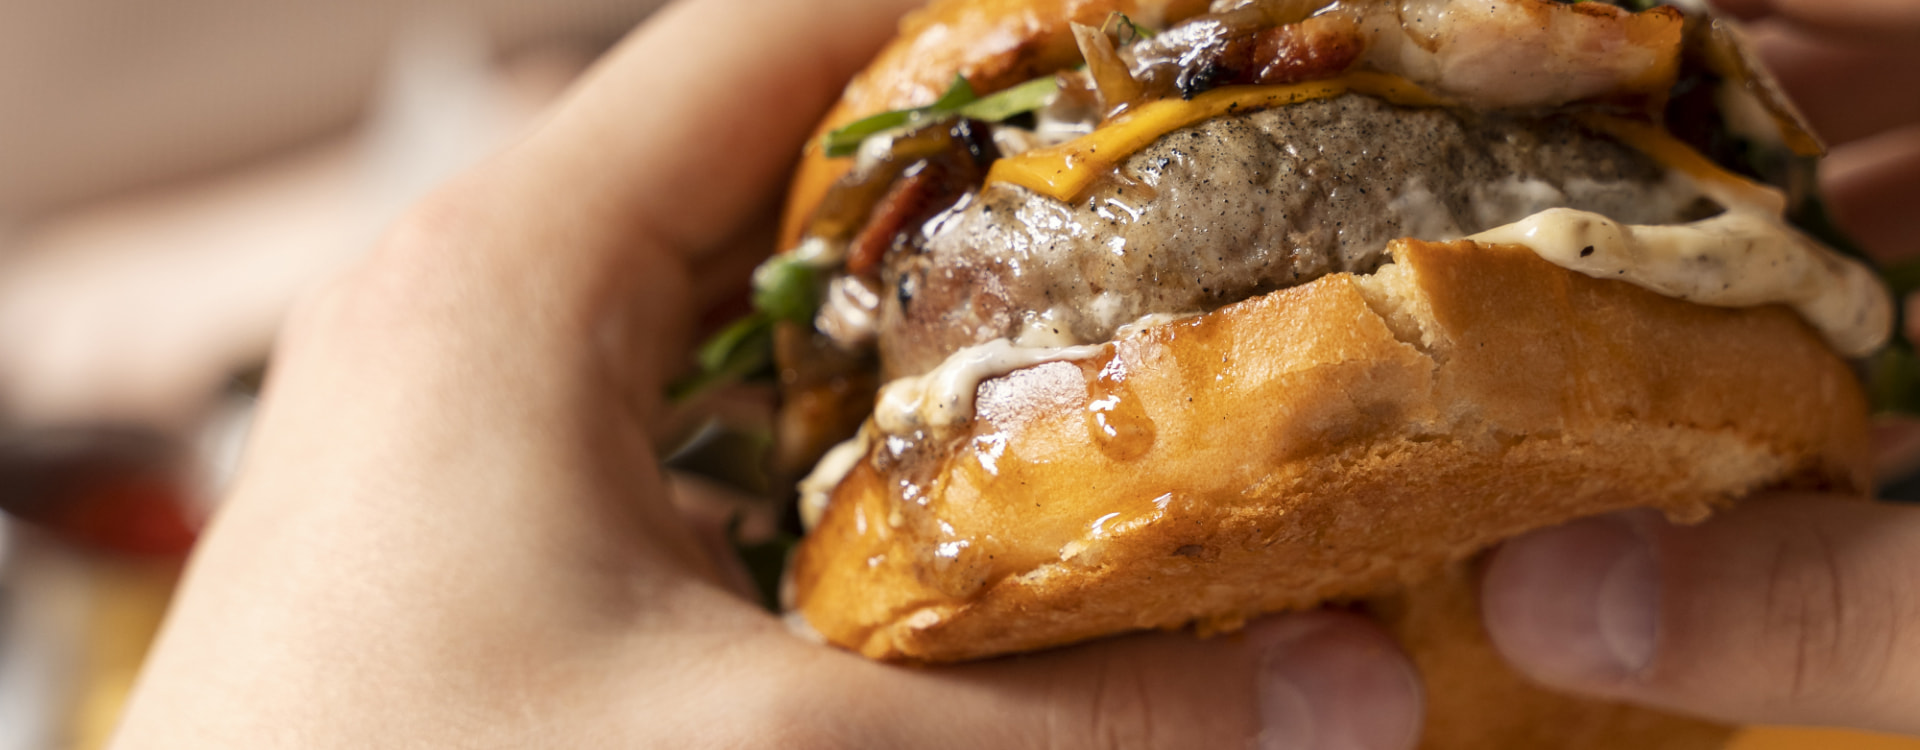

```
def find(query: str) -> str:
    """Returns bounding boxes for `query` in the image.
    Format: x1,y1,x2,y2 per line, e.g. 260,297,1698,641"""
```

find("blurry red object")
0,427,199,557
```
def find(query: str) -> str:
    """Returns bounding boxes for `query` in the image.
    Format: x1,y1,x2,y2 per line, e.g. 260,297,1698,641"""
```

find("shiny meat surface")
878,94,1707,378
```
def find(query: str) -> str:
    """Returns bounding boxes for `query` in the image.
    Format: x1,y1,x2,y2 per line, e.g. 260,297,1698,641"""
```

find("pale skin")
1486,0,1920,737
110,0,1920,748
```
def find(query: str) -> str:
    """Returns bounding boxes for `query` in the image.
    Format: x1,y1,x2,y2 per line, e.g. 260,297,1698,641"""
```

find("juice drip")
1084,359,1157,462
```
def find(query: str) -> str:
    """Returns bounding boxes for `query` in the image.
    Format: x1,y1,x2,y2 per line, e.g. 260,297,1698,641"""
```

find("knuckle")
283,180,503,348
1750,522,1897,711
1046,649,1168,750
721,715,845,750
273,271,384,368
361,190,488,307
726,667,861,750
275,280,343,353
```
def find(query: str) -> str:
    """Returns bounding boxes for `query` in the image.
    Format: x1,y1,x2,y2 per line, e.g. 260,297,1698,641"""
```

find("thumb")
806,611,1425,750
1482,496,1920,735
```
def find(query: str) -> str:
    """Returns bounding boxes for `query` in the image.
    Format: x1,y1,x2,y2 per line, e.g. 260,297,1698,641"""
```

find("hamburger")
690,0,1896,745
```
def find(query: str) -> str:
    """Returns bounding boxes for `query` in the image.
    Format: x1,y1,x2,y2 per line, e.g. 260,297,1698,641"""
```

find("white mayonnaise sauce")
1113,311,1198,338
798,425,874,531
1469,207,1891,357
816,274,883,349
1013,306,1084,348
873,338,1107,435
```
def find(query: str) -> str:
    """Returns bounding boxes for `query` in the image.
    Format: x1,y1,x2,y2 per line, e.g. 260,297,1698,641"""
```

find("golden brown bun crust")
778,0,1208,247
1369,561,1736,749
790,239,1870,662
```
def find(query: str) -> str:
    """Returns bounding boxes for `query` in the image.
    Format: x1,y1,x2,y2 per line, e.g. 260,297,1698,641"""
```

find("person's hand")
105,1,1423,748
1481,5,1920,733
1712,0,1920,267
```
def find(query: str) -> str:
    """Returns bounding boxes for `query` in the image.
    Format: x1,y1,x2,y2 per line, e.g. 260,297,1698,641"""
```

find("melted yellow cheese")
986,72,1450,203
1574,114,1788,215
985,76,1792,220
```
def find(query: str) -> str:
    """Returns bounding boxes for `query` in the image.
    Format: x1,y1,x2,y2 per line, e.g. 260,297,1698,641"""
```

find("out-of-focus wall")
0,0,659,427
0,0,662,220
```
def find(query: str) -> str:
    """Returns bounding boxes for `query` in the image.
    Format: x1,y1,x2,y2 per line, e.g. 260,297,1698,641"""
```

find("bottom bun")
789,238,1870,663
1369,560,1734,749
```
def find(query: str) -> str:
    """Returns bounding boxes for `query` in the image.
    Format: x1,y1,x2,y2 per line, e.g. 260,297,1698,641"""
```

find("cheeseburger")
701,0,1895,745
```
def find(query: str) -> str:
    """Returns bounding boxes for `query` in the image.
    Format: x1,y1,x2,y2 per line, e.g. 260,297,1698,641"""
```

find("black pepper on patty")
876,94,1711,378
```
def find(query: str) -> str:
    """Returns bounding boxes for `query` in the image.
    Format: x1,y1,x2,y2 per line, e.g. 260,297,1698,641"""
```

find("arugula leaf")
823,74,978,157
669,314,774,401
821,72,1059,158
1882,259,1920,300
695,314,774,373
1865,254,1920,416
1790,188,1870,261
1108,12,1155,43
957,76,1061,122
664,419,775,495
671,254,828,400
1871,341,1920,415
928,73,980,111
821,111,921,158
751,254,821,324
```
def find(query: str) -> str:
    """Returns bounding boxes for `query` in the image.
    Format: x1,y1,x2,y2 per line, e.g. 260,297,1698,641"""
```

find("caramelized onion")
1127,0,1346,98
1248,12,1365,85
805,120,994,244
848,168,936,275
1205,0,1328,26
1072,22,1146,116
1701,17,1824,156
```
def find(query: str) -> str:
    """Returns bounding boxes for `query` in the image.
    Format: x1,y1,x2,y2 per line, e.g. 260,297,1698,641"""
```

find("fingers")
503,0,924,263
1715,16,1920,266
1481,497,1920,735
1824,127,1920,264
1748,23,1920,148
765,612,1425,750
1712,0,1920,41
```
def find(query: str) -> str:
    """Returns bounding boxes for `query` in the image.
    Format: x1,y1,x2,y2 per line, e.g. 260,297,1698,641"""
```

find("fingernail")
1256,614,1424,750
1483,513,1662,685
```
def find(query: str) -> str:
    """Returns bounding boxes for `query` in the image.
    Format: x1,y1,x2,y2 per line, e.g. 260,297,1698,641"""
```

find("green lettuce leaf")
822,73,1059,158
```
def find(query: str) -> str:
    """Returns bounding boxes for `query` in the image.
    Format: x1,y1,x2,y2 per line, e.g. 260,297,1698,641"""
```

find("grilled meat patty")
877,94,1709,379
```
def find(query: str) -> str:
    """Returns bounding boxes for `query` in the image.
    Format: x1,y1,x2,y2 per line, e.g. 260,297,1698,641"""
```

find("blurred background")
0,1,1916,748
0,1,658,746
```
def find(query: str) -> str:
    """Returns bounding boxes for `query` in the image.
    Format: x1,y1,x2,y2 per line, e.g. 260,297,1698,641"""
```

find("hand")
105,1,1423,748
1712,0,1920,266
1481,5,1920,726
1483,4,1920,733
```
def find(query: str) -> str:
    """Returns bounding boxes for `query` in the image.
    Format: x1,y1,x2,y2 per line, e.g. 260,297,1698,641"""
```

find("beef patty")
876,94,1708,379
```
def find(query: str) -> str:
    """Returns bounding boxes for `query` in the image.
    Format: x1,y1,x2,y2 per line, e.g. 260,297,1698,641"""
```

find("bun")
790,238,1868,661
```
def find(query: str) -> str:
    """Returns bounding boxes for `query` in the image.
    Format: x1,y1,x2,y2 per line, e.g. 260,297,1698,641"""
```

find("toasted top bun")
788,238,1869,662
